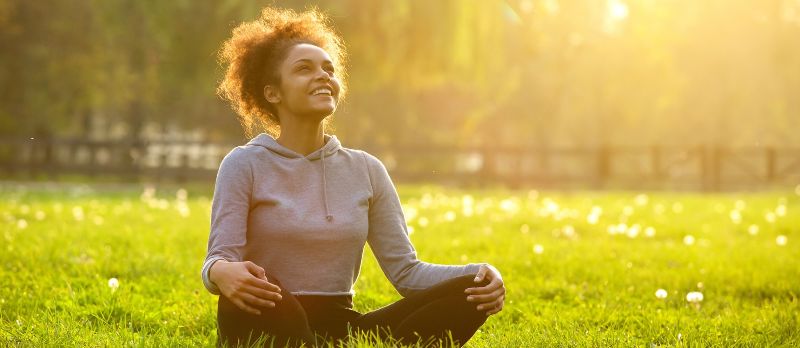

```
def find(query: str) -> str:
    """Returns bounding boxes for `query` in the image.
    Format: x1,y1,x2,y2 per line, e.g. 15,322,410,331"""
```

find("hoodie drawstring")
321,150,333,222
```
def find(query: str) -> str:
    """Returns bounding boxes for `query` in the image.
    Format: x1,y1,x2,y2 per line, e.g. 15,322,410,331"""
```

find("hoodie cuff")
201,257,227,295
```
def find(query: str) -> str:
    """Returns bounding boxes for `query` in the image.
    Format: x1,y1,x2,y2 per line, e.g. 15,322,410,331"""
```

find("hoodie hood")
246,133,342,222
246,133,341,160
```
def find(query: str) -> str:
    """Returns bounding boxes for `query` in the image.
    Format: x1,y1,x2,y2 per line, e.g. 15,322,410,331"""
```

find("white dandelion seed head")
622,205,634,216
686,291,704,303
655,289,668,299
562,225,576,238
34,210,46,221
533,244,544,254
734,200,746,211
683,235,696,246
748,224,759,235
776,235,788,246
417,217,429,227
108,278,119,291
775,205,786,217
176,188,188,201
626,224,641,238
634,194,649,206
72,206,85,221
645,226,656,237
520,224,530,234
443,211,457,222
765,212,776,223
729,210,742,224
16,219,28,229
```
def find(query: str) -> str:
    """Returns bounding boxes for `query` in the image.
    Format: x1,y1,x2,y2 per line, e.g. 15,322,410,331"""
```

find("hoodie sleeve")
201,147,253,295
362,152,487,297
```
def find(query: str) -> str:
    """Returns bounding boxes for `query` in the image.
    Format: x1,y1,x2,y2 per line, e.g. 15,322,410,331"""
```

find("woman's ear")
263,85,281,104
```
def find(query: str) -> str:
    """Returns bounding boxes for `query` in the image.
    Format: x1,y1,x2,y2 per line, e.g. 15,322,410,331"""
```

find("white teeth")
312,88,332,96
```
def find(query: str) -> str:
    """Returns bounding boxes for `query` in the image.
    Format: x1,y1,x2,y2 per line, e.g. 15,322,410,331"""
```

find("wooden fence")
1,137,798,191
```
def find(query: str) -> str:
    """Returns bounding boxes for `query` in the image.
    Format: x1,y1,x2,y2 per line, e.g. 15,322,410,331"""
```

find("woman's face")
267,43,341,121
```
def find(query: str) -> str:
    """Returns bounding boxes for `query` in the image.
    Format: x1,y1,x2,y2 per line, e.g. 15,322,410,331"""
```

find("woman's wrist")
209,259,229,284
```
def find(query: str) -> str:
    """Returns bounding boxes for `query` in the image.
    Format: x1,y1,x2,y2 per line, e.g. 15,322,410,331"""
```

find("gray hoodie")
201,133,485,297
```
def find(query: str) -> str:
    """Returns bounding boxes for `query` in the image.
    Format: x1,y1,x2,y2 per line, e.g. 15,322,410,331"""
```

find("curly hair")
216,7,347,138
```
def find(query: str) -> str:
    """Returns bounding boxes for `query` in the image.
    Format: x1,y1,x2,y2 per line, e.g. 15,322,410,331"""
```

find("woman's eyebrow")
292,58,333,65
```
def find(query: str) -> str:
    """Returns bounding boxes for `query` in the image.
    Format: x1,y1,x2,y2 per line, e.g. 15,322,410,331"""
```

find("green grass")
1,182,798,347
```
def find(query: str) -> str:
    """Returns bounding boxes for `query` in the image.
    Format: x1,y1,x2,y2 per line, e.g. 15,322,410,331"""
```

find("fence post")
766,147,776,183
595,145,610,189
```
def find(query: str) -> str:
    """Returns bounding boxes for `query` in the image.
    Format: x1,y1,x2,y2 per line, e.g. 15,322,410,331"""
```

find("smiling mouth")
310,87,334,97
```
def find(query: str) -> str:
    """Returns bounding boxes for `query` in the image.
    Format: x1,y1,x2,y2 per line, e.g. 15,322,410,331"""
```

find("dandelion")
776,235,788,246
775,205,787,217
626,224,641,238
562,225,576,238
93,216,104,226
622,205,634,216
108,278,119,292
634,194,649,206
683,235,696,246
729,210,742,224
533,244,544,254
16,219,28,230
402,205,418,222
177,203,191,218
697,282,704,289
654,204,666,215
443,211,456,222
520,224,530,234
20,204,30,214
747,224,759,235
686,291,704,303
140,185,156,202
72,206,85,221
34,211,46,221
499,198,519,214
655,289,668,299
176,188,188,201
645,226,656,237
417,217,429,227
735,200,746,211
672,202,683,213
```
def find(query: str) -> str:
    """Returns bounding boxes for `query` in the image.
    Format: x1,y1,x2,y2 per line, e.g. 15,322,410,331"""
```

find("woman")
202,7,505,347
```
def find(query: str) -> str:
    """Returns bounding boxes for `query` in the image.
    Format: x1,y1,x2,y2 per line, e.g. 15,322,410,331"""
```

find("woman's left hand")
464,264,505,316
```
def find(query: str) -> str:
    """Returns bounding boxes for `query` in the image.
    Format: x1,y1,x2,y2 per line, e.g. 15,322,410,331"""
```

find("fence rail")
1,137,798,191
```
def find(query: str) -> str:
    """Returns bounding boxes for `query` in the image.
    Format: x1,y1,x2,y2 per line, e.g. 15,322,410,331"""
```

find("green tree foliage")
1,0,798,147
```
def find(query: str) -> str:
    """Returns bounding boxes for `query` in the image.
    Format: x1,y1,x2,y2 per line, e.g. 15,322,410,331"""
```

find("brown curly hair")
216,7,347,138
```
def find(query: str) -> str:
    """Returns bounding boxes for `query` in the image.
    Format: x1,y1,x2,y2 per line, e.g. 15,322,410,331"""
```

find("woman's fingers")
244,276,282,293
466,286,505,303
478,294,505,313
231,297,263,316
465,277,504,295
244,284,283,302
484,295,505,315
240,291,276,309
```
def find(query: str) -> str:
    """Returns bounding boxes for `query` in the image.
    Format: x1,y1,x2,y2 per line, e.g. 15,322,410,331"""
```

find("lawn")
1,182,798,347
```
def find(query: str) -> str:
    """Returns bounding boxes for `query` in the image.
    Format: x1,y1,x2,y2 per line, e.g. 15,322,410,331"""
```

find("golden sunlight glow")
608,0,630,20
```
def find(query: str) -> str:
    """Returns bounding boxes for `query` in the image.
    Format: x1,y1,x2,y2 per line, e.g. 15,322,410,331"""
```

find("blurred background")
1,0,799,190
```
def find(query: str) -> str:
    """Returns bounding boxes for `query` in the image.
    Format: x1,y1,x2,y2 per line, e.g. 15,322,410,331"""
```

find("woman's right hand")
209,260,283,315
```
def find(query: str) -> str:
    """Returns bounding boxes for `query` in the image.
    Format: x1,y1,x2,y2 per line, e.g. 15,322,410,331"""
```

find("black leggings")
217,273,491,347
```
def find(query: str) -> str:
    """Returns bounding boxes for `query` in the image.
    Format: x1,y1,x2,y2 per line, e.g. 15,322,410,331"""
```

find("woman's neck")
275,116,326,156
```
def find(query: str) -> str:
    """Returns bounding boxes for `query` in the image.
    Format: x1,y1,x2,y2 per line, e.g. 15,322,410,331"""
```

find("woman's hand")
209,260,283,315
464,264,505,316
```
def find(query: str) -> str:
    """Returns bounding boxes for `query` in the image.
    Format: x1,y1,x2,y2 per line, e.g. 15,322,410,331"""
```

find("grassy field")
1,182,798,347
